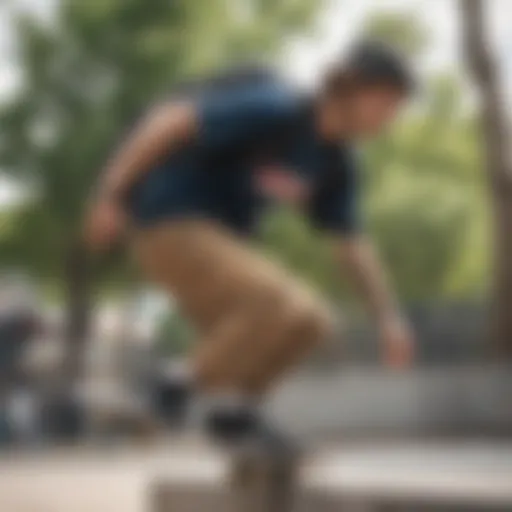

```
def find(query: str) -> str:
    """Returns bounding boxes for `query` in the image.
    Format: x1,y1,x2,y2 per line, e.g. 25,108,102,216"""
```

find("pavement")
0,439,512,512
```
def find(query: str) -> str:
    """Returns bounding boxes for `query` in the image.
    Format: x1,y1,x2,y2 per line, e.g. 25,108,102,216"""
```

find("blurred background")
0,0,511,510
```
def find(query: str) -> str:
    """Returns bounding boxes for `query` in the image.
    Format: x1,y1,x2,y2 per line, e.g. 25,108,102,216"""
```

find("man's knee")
288,299,334,347
241,266,335,346
263,283,334,348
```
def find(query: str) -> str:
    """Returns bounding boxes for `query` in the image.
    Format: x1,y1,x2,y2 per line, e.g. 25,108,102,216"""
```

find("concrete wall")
267,365,512,438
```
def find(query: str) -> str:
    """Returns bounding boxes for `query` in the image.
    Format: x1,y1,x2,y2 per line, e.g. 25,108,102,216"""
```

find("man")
87,41,416,447
0,278,41,390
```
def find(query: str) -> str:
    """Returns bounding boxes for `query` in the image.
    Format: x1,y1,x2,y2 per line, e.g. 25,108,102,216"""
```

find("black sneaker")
204,404,259,445
204,406,300,459
150,372,192,428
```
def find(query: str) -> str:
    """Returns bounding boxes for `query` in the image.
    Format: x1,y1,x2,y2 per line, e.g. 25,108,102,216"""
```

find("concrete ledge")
268,365,512,437
152,442,512,511
303,446,512,507
1,441,511,511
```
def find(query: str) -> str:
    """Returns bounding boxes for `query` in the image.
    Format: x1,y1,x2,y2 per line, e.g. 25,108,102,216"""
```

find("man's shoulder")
229,73,303,110
178,64,296,100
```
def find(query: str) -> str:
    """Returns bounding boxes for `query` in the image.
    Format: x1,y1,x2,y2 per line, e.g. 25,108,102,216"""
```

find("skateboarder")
86,41,417,447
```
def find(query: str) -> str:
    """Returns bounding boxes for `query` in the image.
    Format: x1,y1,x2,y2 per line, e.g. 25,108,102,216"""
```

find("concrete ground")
1,439,512,512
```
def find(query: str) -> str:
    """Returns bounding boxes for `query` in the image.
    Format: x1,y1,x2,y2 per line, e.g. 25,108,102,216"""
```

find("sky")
286,0,511,82
0,0,511,206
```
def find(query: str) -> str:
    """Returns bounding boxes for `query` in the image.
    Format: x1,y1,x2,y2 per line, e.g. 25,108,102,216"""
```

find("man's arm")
98,102,196,200
332,235,415,368
85,101,197,250
86,82,299,250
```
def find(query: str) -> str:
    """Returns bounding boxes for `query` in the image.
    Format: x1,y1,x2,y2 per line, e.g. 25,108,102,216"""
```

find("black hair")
326,40,417,97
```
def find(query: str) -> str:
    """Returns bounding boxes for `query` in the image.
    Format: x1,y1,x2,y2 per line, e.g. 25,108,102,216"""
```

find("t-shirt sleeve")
308,149,363,235
197,82,299,149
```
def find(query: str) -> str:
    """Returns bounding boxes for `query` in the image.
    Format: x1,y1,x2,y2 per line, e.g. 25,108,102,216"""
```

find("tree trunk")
459,0,512,358
61,237,91,383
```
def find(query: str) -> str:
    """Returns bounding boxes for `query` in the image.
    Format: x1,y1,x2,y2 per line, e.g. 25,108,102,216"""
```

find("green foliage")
0,0,321,291
260,12,490,304
0,5,491,310
360,10,429,56
364,75,490,300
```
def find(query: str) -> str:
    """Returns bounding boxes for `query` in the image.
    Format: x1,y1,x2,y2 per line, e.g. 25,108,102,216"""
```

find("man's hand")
256,168,309,206
84,101,196,254
334,237,416,370
85,195,127,253
379,316,415,369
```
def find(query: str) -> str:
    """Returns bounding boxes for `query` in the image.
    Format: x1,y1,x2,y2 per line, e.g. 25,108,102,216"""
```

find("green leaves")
0,0,320,296
360,10,429,57
0,3,489,308
364,78,488,301
262,14,488,304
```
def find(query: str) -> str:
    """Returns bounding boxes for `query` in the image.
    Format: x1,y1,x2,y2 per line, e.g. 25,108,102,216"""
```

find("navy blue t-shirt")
128,79,361,236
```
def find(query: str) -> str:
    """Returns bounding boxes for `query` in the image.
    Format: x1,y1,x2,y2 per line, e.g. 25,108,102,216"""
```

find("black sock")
204,402,261,443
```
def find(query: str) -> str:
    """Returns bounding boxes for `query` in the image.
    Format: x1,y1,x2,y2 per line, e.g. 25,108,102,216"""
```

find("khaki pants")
133,220,333,396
